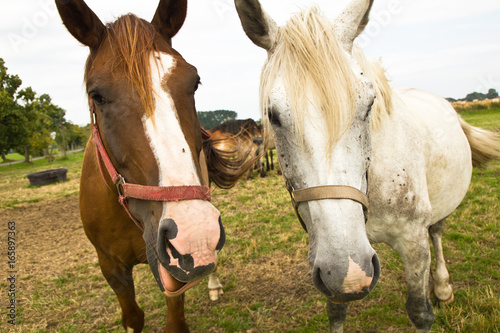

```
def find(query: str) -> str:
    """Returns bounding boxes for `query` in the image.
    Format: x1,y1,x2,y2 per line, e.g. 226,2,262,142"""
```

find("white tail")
459,117,500,168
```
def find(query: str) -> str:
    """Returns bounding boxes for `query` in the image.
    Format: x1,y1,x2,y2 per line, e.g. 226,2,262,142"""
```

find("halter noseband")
285,179,369,233
89,99,212,231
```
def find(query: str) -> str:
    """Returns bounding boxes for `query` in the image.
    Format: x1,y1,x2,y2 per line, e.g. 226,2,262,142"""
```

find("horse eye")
268,108,281,127
364,105,372,121
90,92,107,106
194,77,201,92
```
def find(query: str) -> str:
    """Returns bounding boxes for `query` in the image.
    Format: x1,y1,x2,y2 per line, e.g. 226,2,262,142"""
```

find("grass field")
2,153,25,162
0,152,84,210
0,108,498,332
1,148,68,164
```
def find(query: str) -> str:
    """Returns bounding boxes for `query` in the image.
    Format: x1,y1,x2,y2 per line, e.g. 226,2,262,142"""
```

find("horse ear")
333,0,374,52
234,0,278,51
151,0,187,43
55,0,106,49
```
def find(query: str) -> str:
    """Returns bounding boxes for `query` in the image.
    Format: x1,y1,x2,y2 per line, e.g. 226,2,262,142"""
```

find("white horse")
234,0,500,332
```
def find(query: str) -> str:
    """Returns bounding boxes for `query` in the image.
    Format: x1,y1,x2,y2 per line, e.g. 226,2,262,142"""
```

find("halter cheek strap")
89,100,212,231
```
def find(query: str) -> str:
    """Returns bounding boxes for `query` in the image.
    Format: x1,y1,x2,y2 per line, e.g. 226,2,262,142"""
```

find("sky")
1,0,499,126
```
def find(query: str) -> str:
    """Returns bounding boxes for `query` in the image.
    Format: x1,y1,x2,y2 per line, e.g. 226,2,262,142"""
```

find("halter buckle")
116,174,126,198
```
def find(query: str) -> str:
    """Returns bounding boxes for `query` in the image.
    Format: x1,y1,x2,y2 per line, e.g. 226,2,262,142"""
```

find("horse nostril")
370,253,381,290
157,218,179,266
158,218,178,240
312,267,333,297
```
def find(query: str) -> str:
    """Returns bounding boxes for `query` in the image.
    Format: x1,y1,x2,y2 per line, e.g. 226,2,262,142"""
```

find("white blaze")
142,52,200,187
142,52,221,272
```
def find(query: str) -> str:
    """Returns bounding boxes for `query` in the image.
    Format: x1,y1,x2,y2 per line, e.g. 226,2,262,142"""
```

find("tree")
0,90,19,161
17,87,41,162
486,88,499,100
0,58,37,162
61,122,89,151
197,110,238,129
0,58,69,163
36,94,67,158
464,88,498,102
465,92,485,102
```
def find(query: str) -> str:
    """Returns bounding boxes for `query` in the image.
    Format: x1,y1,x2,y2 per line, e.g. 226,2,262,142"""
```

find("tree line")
197,110,238,130
447,88,499,103
0,58,89,163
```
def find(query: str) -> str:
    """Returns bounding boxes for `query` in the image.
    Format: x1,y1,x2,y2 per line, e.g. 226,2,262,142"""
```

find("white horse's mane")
259,7,394,149
352,45,394,130
260,7,357,152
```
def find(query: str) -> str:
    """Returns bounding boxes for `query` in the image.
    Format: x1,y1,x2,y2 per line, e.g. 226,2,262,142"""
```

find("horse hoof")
209,288,223,301
438,292,454,305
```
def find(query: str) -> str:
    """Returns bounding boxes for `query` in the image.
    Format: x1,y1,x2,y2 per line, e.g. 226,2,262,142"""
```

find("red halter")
89,100,211,231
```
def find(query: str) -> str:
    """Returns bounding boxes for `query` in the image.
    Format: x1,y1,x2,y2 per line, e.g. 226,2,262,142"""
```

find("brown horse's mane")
206,119,263,188
84,14,161,120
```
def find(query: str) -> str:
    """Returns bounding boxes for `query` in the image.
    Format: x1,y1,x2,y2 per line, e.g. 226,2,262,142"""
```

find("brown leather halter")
285,179,369,232
89,99,212,231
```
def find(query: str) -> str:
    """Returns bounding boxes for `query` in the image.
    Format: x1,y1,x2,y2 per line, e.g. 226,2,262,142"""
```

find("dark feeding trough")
27,168,68,186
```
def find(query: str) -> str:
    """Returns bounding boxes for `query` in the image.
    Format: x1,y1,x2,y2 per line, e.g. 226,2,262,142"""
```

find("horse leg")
394,230,434,333
326,301,348,333
270,149,274,171
259,156,267,177
429,219,454,304
208,270,223,301
165,294,189,333
97,253,144,332
247,166,253,180
265,150,270,172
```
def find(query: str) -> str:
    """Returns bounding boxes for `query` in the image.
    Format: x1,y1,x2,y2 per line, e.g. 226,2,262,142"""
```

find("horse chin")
325,289,371,304
158,262,185,292
157,262,203,297
145,243,202,297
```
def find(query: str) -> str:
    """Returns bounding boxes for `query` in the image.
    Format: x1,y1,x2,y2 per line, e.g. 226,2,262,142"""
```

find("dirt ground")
1,196,329,332
3,197,94,283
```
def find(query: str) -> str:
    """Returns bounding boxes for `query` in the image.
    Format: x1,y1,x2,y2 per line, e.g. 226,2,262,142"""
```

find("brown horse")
263,131,281,175
56,1,254,332
206,119,267,179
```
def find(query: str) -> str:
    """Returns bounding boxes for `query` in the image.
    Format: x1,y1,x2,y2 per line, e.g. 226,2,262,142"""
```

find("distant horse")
263,131,281,175
235,0,500,332
56,1,254,332
206,119,267,179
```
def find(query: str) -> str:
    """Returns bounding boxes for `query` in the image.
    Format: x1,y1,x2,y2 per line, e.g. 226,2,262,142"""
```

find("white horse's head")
236,0,379,303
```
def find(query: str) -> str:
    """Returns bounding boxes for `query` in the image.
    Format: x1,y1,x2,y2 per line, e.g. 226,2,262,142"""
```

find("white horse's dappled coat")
234,0,500,332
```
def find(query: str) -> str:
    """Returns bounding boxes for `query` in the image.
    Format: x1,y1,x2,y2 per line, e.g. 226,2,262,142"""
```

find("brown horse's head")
56,0,224,293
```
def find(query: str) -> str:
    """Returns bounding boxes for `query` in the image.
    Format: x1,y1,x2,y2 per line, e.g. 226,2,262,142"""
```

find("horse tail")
203,133,262,189
459,117,500,168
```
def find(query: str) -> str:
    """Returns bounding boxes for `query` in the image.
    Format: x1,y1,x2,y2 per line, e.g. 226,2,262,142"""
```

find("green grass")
2,148,69,164
0,151,84,209
2,152,25,162
459,106,500,131
0,108,498,332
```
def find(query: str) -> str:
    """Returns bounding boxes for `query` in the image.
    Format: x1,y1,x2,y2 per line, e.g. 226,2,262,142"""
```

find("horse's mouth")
158,262,202,297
